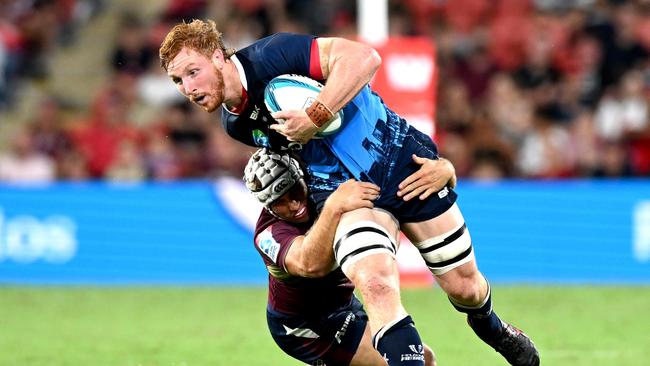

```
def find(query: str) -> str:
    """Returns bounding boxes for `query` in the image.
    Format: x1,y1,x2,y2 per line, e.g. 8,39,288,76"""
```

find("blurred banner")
1,178,649,285
371,37,437,137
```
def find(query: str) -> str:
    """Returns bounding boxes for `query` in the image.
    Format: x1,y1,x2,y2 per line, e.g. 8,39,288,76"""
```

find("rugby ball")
264,74,343,138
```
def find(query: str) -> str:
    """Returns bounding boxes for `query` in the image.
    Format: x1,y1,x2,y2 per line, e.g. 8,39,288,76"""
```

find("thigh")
401,203,465,243
401,203,476,276
334,207,400,274
337,207,400,241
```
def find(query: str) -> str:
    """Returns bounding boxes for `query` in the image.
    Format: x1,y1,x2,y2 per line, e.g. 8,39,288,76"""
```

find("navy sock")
467,310,504,344
449,285,505,344
373,315,426,366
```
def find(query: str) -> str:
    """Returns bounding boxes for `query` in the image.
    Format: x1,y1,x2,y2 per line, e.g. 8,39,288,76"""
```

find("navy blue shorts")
373,126,457,222
313,126,457,223
267,296,368,366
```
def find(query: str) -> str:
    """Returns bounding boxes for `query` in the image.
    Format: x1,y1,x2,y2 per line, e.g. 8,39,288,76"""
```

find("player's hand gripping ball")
264,74,343,138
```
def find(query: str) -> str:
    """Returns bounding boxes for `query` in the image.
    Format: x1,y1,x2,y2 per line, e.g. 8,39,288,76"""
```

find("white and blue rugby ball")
264,74,343,138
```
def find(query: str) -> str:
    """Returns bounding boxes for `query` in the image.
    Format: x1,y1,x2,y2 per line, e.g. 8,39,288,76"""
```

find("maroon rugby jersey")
253,208,354,317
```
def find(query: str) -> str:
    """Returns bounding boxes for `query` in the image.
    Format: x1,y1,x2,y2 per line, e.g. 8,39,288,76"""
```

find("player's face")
167,47,224,112
270,181,310,223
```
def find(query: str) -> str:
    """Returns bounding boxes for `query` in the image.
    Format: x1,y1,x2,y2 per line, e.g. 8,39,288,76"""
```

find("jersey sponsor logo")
252,129,270,147
250,105,260,120
256,226,280,263
401,344,425,362
438,187,449,199
282,324,319,338
334,312,355,344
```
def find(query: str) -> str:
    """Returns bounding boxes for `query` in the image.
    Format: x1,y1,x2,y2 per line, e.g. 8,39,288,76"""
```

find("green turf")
0,286,648,365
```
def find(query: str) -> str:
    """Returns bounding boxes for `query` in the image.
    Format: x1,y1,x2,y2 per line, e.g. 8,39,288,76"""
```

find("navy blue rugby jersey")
253,208,354,317
221,33,416,193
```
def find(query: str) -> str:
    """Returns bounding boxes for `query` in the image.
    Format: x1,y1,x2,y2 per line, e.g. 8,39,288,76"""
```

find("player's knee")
350,252,397,280
413,221,473,275
445,278,484,305
438,268,487,305
347,256,400,305
355,270,399,303
334,220,397,274
449,279,493,316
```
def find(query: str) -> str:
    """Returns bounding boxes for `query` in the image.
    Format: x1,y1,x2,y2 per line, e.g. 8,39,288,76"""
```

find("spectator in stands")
0,9,21,109
591,1,649,89
0,127,55,183
138,61,186,107
2,0,650,180
56,147,90,180
594,68,648,141
143,129,182,180
469,149,512,181
485,73,535,145
568,110,600,176
110,11,155,76
162,0,207,22
592,140,633,177
70,77,141,178
105,140,146,181
517,108,575,178
13,0,61,80
27,97,72,159
0,39,7,108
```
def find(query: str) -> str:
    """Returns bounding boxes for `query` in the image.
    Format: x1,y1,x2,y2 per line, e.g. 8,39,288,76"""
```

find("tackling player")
160,20,539,366
244,148,444,366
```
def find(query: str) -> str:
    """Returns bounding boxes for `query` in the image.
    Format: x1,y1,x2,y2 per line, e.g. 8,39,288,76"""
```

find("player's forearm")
295,205,342,277
286,180,378,277
318,37,381,113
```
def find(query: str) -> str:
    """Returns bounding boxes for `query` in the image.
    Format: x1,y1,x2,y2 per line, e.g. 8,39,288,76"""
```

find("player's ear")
211,49,224,66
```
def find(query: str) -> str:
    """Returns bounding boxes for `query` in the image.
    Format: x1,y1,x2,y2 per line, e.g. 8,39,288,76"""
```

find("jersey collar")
231,54,248,91
225,55,249,115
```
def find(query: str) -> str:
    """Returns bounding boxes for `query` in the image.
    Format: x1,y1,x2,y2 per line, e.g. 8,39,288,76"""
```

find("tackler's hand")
397,155,457,201
324,180,380,214
270,110,319,144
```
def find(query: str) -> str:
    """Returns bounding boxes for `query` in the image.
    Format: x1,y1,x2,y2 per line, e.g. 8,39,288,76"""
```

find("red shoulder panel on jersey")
309,38,323,80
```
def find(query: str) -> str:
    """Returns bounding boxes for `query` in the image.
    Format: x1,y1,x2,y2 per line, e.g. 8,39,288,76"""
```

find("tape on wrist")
306,99,334,128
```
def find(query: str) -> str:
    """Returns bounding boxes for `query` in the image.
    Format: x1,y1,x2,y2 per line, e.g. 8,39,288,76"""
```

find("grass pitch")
0,286,648,365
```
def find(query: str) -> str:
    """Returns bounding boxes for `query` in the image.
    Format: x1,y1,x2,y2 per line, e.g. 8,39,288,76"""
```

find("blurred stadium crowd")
1,0,649,183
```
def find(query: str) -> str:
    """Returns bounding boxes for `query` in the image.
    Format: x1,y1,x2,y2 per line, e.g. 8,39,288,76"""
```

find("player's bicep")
316,37,334,79
282,236,305,275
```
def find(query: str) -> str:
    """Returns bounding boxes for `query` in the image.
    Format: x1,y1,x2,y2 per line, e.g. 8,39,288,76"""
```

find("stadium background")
1,0,649,365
